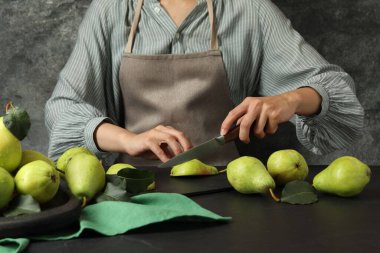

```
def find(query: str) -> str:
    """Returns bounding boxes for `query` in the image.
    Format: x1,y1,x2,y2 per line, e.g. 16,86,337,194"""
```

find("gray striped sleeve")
44,0,116,162
257,0,364,154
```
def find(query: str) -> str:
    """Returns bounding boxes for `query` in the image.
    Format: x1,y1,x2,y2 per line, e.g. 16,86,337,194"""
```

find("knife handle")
223,124,240,143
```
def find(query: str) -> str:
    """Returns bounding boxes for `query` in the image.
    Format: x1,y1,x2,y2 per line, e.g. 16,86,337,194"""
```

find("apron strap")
206,0,218,50
126,0,144,54
125,0,218,54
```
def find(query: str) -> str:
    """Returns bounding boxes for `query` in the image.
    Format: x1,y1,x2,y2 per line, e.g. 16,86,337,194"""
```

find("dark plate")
0,183,82,239
139,166,233,196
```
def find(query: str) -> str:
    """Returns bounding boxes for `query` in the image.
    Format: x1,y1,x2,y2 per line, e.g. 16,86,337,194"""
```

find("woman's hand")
220,87,322,143
122,125,193,162
95,123,193,162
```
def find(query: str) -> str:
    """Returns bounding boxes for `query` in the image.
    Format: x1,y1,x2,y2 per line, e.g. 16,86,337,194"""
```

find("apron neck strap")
206,0,218,50
125,0,218,54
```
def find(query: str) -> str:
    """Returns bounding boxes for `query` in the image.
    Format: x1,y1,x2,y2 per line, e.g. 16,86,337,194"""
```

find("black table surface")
25,166,380,253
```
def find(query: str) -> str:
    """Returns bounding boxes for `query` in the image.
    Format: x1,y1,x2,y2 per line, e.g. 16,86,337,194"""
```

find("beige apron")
118,0,239,166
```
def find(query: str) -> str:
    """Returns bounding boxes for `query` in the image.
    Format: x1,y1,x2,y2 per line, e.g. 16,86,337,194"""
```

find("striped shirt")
45,0,364,163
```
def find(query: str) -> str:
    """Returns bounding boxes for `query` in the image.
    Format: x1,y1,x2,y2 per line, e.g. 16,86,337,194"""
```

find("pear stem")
269,188,280,202
55,168,65,175
5,101,13,113
218,169,227,174
81,197,87,208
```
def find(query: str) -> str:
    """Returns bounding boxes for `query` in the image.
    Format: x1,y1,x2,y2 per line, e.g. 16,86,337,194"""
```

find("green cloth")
0,238,29,253
0,193,230,253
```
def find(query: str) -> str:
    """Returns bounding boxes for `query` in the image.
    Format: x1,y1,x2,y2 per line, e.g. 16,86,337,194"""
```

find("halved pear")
170,159,219,176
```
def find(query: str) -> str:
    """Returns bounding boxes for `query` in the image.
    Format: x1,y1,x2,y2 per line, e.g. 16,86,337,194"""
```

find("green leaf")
3,105,31,140
3,195,41,217
95,177,130,203
117,168,155,195
281,181,318,205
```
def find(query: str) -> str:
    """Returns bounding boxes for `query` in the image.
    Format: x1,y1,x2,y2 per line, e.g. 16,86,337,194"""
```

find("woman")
45,0,364,166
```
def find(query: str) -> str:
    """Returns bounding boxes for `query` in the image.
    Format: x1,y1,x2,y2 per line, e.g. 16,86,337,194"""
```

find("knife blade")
158,125,240,168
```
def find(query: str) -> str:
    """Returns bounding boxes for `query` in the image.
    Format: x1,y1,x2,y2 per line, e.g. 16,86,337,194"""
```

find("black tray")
0,184,82,239
140,166,233,196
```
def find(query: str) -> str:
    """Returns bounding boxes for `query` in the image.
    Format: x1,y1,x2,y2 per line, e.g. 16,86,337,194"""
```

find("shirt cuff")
297,82,330,126
84,116,114,158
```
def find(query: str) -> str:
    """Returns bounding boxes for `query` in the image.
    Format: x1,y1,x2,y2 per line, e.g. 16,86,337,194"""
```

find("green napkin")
0,238,29,253
0,193,230,253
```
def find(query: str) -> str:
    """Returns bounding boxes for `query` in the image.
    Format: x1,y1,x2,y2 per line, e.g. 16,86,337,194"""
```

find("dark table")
26,166,380,253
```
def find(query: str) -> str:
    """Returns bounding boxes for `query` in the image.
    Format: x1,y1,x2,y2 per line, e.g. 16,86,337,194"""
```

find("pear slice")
170,159,219,176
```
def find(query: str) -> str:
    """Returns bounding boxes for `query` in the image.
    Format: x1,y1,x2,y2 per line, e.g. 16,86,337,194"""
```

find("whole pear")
227,156,275,194
65,153,105,202
56,146,94,174
0,117,22,173
0,167,15,209
267,149,308,185
19,150,55,168
170,159,218,176
15,160,60,203
313,156,371,197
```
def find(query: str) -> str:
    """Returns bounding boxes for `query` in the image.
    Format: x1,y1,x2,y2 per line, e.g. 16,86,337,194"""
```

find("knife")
158,125,240,168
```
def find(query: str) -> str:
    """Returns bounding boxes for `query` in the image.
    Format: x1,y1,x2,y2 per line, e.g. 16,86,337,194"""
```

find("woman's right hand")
95,123,193,162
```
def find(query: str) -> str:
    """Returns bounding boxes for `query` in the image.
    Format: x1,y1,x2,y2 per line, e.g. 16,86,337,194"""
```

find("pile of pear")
170,149,372,199
0,103,62,210
0,103,107,211
225,149,371,199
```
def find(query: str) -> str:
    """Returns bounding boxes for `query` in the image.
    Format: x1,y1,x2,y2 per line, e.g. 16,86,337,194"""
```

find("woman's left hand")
220,88,322,143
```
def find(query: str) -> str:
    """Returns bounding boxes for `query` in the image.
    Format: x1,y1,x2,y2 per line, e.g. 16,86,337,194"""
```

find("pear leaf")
3,105,31,140
95,176,130,203
3,195,41,217
281,180,318,205
117,168,155,195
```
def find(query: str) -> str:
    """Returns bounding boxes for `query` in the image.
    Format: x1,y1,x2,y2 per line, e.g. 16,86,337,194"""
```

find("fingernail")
220,128,227,135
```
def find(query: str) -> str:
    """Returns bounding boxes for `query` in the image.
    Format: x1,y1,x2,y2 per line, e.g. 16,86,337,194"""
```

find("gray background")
0,0,379,165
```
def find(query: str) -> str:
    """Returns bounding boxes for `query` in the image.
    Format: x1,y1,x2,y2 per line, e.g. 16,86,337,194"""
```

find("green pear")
65,153,105,203
19,150,55,168
170,159,219,176
313,156,371,197
0,167,15,209
0,117,22,173
15,160,60,203
0,103,31,173
107,163,155,190
267,149,308,185
56,146,94,175
227,156,276,194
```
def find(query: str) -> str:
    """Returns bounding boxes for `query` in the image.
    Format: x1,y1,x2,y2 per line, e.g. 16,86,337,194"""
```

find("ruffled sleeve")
257,0,364,154
44,0,119,162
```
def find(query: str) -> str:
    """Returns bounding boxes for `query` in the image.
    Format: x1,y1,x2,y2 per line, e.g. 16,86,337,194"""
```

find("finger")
236,116,244,126
253,111,268,139
220,103,248,135
239,109,259,143
265,116,279,135
146,140,170,162
161,136,183,156
162,126,193,151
